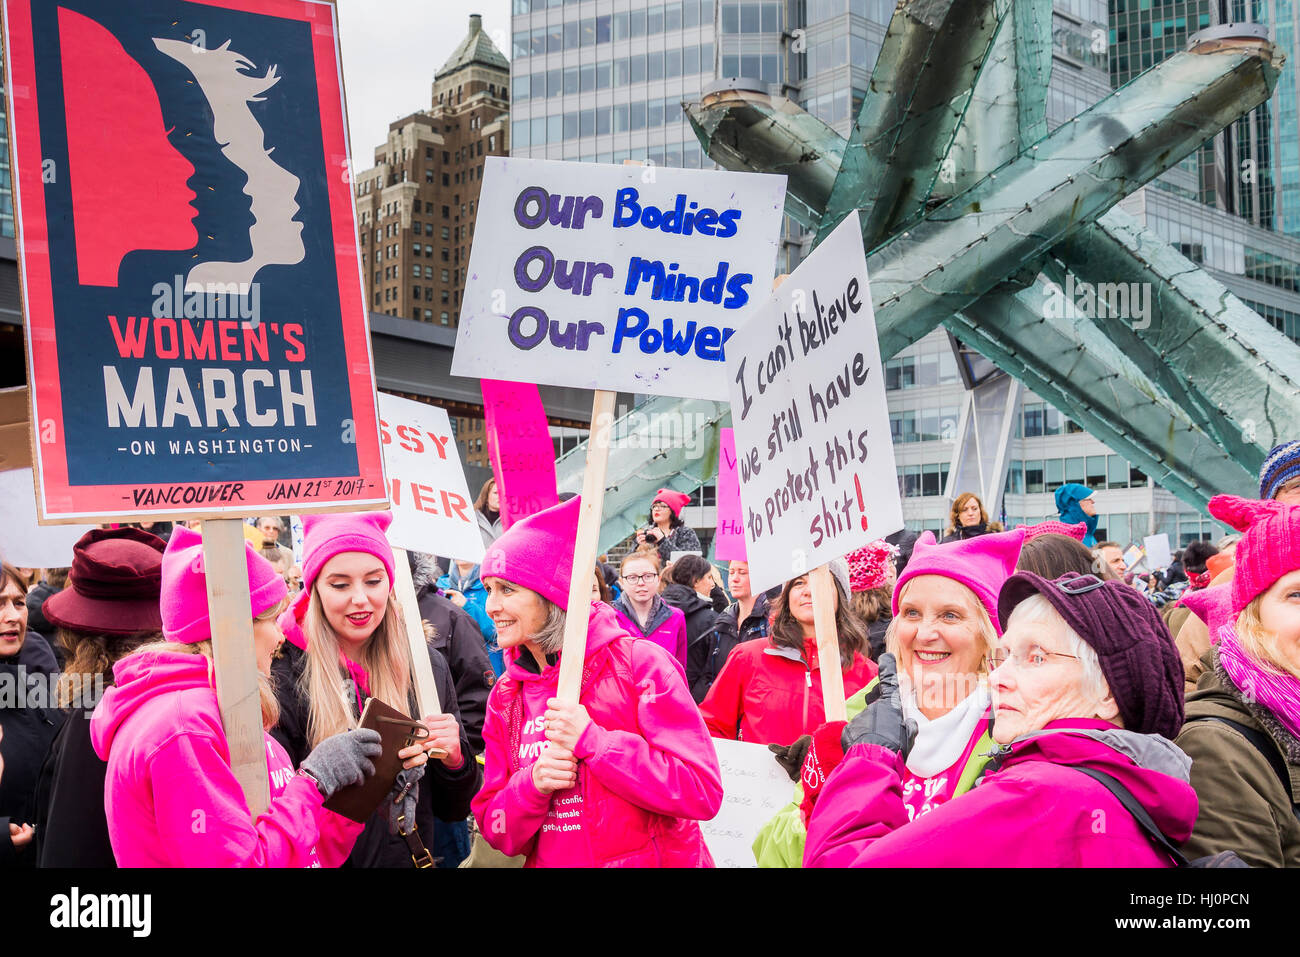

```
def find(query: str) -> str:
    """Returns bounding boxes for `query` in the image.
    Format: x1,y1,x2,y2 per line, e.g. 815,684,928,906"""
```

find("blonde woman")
89,527,380,867
272,512,480,868
1178,495,1300,866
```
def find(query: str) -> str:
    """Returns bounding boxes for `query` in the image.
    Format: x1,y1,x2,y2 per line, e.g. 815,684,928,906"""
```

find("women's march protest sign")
4,0,385,523
452,158,787,399
726,211,904,595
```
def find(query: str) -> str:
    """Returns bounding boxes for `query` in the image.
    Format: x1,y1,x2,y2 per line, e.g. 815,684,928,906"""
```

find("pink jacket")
805,718,1197,867
611,595,688,671
90,649,363,867
471,602,723,867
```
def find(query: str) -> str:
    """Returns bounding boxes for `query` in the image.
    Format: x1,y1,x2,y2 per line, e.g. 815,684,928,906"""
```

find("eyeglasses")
985,647,1080,671
622,573,659,584
651,502,669,510
1053,574,1106,595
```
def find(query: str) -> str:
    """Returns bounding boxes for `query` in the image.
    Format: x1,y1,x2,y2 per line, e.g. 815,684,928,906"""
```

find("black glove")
842,653,917,759
768,735,812,782
300,728,382,799
387,764,426,836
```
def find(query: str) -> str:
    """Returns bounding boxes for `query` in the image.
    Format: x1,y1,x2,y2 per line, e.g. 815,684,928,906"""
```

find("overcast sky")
337,1,512,166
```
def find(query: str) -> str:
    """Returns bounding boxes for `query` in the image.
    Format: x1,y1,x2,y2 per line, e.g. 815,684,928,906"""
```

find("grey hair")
530,598,567,655
1005,593,1108,701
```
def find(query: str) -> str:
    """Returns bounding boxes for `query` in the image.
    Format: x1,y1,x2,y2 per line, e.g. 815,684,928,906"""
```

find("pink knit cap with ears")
652,488,691,518
480,495,582,609
301,511,395,595
160,525,288,644
892,527,1026,635
1207,494,1300,617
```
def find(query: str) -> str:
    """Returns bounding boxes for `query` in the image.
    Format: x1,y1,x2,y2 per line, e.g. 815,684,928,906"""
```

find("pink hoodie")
471,602,723,866
90,649,363,867
805,718,1197,867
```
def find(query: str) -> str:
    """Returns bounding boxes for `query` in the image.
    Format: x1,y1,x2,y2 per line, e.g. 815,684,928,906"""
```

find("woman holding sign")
472,497,723,867
272,512,481,868
89,528,380,867
699,560,877,747
752,529,1021,867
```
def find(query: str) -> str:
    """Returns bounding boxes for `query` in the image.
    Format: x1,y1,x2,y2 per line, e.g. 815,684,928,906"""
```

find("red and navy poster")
2,0,386,521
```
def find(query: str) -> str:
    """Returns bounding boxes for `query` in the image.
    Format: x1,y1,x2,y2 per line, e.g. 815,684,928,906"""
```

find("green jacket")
1177,648,1300,867
751,679,993,868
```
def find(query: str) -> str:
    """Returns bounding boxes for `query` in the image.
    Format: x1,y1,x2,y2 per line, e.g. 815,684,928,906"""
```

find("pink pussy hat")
1207,494,1300,618
301,511,395,595
892,527,1026,635
652,488,691,518
1018,520,1088,542
161,525,288,644
1180,582,1234,642
481,495,582,610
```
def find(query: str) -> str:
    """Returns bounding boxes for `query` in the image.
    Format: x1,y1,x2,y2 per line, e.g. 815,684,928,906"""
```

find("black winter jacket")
270,641,482,868
415,585,492,756
661,583,723,703
0,632,62,868
33,703,116,867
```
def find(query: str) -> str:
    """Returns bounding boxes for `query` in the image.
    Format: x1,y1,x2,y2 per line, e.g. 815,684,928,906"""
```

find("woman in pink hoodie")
471,496,723,866
805,571,1196,867
90,526,402,867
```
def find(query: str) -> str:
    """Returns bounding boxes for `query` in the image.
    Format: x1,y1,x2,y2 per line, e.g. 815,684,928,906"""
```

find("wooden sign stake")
808,564,847,722
555,388,617,702
390,547,447,758
202,518,270,817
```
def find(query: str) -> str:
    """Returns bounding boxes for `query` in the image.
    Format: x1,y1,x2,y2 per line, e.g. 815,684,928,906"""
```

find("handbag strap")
1189,715,1300,823
1072,766,1190,867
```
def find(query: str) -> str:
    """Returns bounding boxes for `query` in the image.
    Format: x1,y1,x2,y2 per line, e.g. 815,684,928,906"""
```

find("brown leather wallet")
323,697,428,823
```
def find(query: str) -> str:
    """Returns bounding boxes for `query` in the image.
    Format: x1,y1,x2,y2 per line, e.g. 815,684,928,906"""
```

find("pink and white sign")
714,427,746,562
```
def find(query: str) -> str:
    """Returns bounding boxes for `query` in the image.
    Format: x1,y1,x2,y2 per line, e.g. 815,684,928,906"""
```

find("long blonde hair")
298,586,414,749
1235,596,1300,681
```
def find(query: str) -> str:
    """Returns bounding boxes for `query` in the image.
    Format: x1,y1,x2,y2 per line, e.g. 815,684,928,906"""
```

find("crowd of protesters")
3,446,1300,868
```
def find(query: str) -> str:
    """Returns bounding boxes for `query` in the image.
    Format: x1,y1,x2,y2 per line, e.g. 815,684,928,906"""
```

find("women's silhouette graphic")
59,7,198,287
154,36,306,293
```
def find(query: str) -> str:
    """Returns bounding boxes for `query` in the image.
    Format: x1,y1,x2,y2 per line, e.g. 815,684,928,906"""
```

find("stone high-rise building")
354,14,510,469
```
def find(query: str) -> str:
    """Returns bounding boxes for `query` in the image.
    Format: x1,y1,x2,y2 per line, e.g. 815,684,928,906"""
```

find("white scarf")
900,682,990,779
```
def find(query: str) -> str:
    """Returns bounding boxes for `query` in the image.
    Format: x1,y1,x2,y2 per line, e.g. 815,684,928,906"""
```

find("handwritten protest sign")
714,427,747,562
452,158,786,399
4,0,385,522
701,738,795,868
377,392,484,564
481,379,558,529
726,211,903,594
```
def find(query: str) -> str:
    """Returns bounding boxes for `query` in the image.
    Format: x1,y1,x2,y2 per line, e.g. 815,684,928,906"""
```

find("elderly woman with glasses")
805,572,1198,867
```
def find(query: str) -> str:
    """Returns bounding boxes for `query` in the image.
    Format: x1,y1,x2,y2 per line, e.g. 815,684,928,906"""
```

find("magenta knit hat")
160,525,288,644
481,495,581,609
301,511,396,595
893,527,1026,635
652,488,691,518
1207,494,1300,617
1180,582,1234,640
846,540,897,592
1017,520,1088,542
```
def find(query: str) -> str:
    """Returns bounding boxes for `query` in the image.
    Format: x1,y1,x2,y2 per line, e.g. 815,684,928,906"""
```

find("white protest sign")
1122,544,1144,570
452,157,787,399
702,738,796,868
726,211,903,594
377,393,484,564
1143,533,1173,570
0,468,95,567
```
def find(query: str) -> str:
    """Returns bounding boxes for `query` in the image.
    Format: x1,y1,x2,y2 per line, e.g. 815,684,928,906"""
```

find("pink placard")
481,379,559,530
714,427,747,561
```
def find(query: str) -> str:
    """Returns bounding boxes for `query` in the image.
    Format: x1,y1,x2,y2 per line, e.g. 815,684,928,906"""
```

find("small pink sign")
481,379,559,530
714,427,747,561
